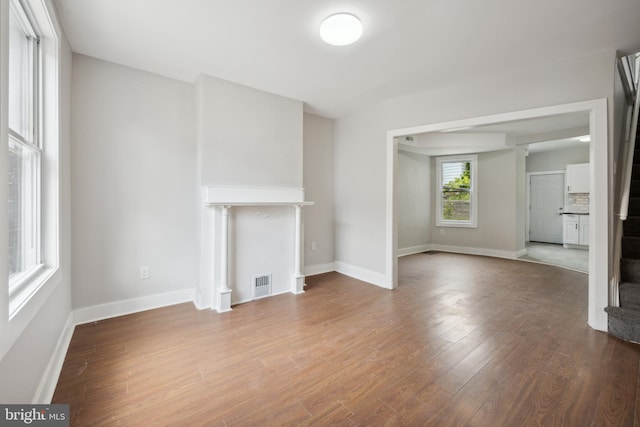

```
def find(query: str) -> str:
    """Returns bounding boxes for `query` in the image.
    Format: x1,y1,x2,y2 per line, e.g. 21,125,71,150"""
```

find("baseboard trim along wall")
334,261,388,289
73,289,195,326
33,312,75,404
304,263,336,276
427,244,525,260
397,245,433,257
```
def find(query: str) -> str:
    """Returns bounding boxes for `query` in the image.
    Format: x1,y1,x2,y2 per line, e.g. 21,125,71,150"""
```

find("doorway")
529,172,564,244
386,99,608,331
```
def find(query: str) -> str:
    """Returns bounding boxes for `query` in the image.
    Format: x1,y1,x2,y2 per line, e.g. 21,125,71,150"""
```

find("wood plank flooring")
53,252,640,426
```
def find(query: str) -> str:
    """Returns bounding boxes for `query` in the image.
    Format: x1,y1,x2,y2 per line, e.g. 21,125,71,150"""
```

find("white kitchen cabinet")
566,163,589,193
563,214,589,247
579,215,589,245
563,216,580,244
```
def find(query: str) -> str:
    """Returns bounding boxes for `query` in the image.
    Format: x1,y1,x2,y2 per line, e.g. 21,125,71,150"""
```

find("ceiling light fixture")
579,135,591,142
320,13,363,46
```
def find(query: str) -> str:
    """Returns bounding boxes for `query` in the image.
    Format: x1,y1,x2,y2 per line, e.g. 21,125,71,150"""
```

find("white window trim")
6,0,60,320
436,154,478,228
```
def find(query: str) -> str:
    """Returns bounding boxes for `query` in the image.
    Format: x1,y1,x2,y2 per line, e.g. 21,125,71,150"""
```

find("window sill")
9,265,58,320
436,223,478,228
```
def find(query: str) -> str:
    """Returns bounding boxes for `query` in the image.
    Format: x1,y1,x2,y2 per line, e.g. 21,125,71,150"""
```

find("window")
436,155,477,227
6,0,58,318
8,0,41,290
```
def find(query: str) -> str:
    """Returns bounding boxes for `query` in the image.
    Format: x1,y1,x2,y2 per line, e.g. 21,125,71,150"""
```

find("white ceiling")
397,111,591,155
53,0,640,118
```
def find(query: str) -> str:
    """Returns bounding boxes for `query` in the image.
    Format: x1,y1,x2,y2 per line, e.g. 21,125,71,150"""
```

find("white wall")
397,150,430,252
0,0,73,402
230,206,294,302
334,51,616,277
195,74,303,187
195,74,305,308
526,145,590,173
303,113,335,272
71,55,198,309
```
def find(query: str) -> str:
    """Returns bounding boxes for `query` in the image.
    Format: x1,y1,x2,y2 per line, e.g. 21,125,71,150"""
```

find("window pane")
8,138,40,279
8,0,35,141
441,161,471,221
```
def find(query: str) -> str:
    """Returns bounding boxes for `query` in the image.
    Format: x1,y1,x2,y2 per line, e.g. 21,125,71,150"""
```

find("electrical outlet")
311,241,317,251
140,266,150,280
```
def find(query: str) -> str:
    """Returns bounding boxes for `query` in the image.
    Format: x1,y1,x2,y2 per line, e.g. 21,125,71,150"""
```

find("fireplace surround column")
292,204,305,294
217,205,233,313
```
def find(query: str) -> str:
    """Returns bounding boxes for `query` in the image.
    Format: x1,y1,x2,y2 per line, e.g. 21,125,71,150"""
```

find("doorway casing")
385,98,608,331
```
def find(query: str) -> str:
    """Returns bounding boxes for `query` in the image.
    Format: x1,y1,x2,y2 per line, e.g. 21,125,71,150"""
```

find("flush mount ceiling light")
320,13,363,46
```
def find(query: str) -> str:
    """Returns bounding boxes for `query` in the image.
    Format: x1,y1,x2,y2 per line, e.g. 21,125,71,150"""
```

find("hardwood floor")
53,252,640,426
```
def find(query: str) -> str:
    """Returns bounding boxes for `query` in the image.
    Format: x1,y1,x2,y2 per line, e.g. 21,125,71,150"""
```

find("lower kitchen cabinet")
563,214,589,247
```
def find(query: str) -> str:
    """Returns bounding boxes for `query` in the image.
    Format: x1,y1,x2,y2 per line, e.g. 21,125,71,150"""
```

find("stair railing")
611,53,640,306
619,68,640,222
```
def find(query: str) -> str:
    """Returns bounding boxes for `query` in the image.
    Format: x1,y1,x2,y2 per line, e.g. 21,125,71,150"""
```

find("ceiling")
53,0,640,118
398,111,591,156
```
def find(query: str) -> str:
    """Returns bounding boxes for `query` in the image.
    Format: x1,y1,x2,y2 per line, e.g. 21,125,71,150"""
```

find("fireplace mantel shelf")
202,185,314,207
205,201,314,207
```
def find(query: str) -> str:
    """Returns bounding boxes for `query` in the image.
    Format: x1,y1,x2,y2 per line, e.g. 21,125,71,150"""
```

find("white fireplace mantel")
203,185,313,207
202,186,314,313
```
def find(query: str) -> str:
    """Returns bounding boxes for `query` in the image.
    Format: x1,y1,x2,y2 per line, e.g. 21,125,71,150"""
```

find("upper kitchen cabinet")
566,163,590,193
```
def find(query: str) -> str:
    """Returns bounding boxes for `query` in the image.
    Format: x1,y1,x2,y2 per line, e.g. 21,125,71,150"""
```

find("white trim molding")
73,289,195,325
435,154,478,228
203,185,311,206
387,98,609,331
304,263,336,276
334,261,388,289
397,245,432,257
428,245,526,260
32,312,75,403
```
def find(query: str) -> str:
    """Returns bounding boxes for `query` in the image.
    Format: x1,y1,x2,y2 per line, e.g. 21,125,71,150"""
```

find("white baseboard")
429,244,524,260
73,288,195,325
334,261,389,289
193,287,209,310
397,244,432,257
304,263,336,276
33,312,75,404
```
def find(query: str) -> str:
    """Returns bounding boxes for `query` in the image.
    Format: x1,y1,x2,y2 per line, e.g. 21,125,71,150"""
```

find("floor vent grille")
253,274,272,299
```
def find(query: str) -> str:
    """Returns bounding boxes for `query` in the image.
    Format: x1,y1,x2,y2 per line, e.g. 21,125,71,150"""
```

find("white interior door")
530,173,564,244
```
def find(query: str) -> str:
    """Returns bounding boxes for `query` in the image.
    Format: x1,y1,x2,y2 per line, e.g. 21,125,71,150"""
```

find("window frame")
6,0,59,319
436,154,478,228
